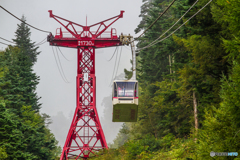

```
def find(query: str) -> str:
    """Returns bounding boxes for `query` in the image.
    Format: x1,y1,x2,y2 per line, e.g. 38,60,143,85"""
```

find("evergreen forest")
93,0,240,159
0,17,61,159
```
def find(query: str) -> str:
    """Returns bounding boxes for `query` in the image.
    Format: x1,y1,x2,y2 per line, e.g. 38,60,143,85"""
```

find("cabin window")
116,82,135,97
114,83,117,97
135,82,138,97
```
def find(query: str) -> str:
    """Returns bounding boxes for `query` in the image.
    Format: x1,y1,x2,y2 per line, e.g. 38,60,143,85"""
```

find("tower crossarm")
89,11,124,38
48,10,124,40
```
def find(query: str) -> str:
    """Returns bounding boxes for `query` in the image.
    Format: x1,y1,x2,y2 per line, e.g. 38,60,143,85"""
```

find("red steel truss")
47,10,124,159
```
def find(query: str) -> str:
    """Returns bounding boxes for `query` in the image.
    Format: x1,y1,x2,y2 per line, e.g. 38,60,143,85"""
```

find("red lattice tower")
47,10,124,159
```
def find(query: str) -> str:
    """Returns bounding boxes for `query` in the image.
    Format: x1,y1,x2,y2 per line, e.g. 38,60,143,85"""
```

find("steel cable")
57,47,71,61
0,41,12,46
51,46,69,83
109,47,119,86
55,47,70,83
136,0,212,52
106,47,118,61
114,46,122,80
134,0,177,41
137,0,198,51
0,5,50,33
0,37,16,44
35,37,47,46
0,36,46,47
35,40,47,46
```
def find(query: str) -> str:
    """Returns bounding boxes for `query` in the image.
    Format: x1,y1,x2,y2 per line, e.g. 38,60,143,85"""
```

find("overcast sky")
0,0,143,147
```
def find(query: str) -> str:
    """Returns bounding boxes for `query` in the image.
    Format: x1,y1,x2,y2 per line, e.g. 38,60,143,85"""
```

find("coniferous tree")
129,0,194,139
0,46,24,112
13,16,40,64
94,0,240,159
12,16,41,111
0,17,61,159
0,46,61,160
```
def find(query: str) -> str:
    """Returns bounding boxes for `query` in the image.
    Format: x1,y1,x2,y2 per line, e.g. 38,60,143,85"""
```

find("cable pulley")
120,34,133,45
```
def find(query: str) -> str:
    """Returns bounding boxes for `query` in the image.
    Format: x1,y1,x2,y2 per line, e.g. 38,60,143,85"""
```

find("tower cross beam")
48,10,124,39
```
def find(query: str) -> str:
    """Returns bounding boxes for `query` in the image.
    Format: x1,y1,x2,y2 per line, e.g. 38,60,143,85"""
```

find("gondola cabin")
112,80,138,122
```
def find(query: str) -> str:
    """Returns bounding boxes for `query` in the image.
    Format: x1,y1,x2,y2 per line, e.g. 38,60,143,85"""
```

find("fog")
0,0,142,147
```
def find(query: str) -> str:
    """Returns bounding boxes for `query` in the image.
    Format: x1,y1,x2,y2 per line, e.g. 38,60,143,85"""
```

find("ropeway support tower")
47,10,124,159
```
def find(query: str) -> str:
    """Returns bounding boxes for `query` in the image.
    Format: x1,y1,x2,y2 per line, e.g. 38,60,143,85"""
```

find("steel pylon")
47,10,124,159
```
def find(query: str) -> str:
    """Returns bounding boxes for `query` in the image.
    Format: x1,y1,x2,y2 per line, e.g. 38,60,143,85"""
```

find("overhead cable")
114,46,122,80
51,46,69,83
0,37,16,44
134,0,177,41
124,45,131,50
57,47,71,61
137,0,198,51
0,5,50,33
55,47,70,83
35,40,47,46
136,0,212,52
109,47,119,86
106,47,118,61
0,36,46,47
35,37,47,46
0,41,11,46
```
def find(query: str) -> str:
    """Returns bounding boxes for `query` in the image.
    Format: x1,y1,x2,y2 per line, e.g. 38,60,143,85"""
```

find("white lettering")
78,41,94,46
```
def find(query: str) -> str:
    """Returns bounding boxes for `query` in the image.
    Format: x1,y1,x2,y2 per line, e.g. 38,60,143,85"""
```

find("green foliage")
0,101,36,159
0,45,40,111
150,137,196,160
176,34,228,127
0,101,60,160
109,123,130,148
153,80,192,137
11,15,41,111
92,133,176,160
0,16,60,159
197,61,240,159
102,0,240,159
0,147,8,159
12,16,40,64
128,0,197,141
0,46,25,112
124,139,149,160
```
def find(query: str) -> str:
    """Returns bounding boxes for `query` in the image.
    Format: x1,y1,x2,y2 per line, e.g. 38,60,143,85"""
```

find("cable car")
112,36,138,122
112,80,138,122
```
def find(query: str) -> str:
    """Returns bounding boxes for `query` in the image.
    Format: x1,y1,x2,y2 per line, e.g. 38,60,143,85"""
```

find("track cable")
134,0,177,42
0,5,50,33
106,47,118,61
136,0,212,52
55,47,70,83
57,47,71,61
114,46,122,80
109,47,119,86
0,42,12,46
51,46,69,83
0,37,16,44
35,37,47,46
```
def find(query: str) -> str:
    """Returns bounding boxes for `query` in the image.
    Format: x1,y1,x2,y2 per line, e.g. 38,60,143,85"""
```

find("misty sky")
0,0,143,147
